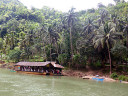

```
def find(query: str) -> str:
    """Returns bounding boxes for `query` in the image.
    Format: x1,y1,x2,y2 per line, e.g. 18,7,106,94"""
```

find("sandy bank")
63,69,128,84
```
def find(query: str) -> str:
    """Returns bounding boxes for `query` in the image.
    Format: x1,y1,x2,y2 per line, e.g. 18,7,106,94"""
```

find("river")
0,69,128,96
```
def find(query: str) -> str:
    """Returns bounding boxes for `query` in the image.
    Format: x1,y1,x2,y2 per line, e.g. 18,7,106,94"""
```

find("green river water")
0,69,128,96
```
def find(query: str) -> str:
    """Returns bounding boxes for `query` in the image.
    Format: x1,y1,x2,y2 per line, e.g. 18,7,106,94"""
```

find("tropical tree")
66,8,77,68
93,22,123,74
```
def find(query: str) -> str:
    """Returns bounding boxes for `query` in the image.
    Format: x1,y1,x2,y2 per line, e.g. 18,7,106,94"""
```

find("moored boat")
92,77,104,82
14,61,64,76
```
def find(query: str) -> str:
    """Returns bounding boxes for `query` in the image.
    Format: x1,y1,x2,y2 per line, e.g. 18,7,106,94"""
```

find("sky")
18,0,128,12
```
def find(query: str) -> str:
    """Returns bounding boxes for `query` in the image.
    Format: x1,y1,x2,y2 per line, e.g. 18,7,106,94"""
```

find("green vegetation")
110,72,118,79
0,0,128,75
111,72,128,82
118,75,128,81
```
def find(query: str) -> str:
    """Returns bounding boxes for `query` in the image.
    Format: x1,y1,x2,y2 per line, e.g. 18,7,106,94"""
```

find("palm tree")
44,23,59,61
97,9,108,26
83,18,96,35
66,8,77,68
93,22,123,74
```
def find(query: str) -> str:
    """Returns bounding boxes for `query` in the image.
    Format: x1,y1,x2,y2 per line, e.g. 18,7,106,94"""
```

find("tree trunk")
55,39,59,55
60,44,62,54
107,41,112,75
49,34,52,61
39,54,41,61
44,46,47,61
126,29,128,66
32,51,34,59
69,25,73,68
108,49,112,75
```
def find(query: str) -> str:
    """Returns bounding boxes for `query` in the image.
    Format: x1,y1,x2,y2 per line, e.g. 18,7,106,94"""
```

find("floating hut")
14,62,64,75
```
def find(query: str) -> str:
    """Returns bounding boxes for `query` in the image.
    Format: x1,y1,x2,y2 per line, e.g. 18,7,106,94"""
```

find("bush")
110,72,118,79
73,54,80,61
94,60,101,67
125,77,128,82
118,75,127,81
73,54,80,65
111,44,128,61
57,53,69,65
7,48,21,62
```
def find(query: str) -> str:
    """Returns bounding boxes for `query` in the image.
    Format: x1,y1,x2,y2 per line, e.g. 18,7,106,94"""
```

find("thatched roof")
51,62,64,69
15,62,64,69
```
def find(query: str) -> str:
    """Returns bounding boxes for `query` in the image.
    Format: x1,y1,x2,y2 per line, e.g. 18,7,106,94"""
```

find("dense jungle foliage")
0,0,128,74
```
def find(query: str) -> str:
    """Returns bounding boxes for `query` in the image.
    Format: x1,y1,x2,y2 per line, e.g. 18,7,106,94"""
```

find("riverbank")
62,69,128,83
1,62,128,83
62,69,109,77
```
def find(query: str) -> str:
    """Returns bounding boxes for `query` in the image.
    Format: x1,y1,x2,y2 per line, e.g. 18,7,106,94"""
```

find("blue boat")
92,77,104,82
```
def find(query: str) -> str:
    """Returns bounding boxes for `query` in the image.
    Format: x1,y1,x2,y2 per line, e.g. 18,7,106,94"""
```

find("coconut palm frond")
111,32,123,39
95,34,104,38
108,22,116,29
99,25,105,34
109,27,116,34
94,38,102,49
100,38,105,48
114,32,123,36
